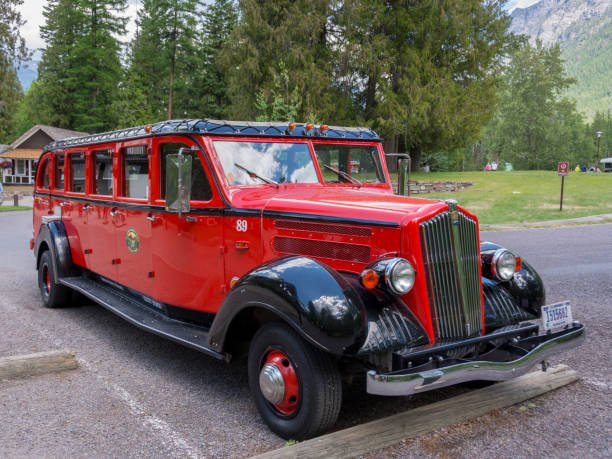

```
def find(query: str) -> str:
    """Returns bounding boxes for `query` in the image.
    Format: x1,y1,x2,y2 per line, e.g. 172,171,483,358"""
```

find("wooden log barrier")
0,350,78,380
253,365,578,459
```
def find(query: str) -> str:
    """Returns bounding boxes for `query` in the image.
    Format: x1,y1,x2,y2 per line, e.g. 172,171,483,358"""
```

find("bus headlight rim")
385,258,416,295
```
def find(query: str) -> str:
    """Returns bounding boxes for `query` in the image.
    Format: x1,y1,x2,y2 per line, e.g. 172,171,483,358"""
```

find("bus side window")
121,146,149,199
92,150,113,196
70,152,86,193
38,157,50,189
54,154,65,190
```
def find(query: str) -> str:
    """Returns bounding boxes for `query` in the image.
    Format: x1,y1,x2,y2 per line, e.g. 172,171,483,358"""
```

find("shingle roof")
10,125,88,149
0,148,43,159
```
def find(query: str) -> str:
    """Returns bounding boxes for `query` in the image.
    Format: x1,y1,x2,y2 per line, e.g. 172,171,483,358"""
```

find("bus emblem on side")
126,228,139,254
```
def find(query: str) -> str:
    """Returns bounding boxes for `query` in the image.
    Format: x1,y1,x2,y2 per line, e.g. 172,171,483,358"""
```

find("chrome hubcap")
259,363,285,405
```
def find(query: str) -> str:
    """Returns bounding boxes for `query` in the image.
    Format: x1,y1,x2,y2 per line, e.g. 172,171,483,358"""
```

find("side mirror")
386,153,411,196
397,157,410,196
165,149,192,218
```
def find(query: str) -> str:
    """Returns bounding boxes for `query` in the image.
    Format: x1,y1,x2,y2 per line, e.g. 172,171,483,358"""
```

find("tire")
38,250,71,308
248,322,342,440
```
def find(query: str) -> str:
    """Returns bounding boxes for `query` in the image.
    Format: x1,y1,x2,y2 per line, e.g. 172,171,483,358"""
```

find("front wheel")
248,322,342,440
38,250,70,308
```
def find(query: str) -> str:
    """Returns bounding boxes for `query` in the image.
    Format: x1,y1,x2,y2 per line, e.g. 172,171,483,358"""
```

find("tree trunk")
168,60,174,120
410,146,422,172
168,11,178,120
364,72,377,120
383,135,399,154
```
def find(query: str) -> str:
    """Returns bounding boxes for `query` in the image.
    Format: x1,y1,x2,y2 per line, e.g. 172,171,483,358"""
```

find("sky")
18,0,542,60
18,0,140,58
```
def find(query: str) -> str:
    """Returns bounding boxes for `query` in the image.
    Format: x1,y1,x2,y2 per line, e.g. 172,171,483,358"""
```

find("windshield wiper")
323,164,362,187
234,163,279,188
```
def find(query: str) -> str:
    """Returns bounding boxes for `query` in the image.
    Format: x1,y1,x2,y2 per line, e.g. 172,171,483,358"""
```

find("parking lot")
1,210,610,458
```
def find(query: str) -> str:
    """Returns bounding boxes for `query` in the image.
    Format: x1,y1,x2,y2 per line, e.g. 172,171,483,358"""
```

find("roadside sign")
558,161,569,211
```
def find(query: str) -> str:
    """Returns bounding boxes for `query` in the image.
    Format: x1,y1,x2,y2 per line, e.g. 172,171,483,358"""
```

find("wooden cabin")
0,125,86,186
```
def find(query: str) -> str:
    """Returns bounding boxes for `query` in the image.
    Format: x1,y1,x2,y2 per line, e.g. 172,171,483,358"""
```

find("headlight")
491,249,517,281
385,258,416,295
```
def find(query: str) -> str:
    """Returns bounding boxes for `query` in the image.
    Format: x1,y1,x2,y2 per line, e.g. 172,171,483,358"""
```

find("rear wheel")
248,322,342,440
38,250,70,308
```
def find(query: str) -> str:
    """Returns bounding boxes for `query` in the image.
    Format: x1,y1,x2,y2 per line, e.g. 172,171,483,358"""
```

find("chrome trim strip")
366,323,585,396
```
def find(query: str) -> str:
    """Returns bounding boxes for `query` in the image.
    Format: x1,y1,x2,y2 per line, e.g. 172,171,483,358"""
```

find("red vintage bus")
32,120,584,439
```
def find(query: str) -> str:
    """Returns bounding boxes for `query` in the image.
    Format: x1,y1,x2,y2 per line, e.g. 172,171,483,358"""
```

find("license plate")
541,301,573,331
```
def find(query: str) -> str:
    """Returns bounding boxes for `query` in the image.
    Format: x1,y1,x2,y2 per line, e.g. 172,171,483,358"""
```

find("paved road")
1,211,610,458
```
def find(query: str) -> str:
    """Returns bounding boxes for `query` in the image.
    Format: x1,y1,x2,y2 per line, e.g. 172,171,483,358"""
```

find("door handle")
83,204,92,211
59,202,69,207
110,208,118,217
146,214,156,222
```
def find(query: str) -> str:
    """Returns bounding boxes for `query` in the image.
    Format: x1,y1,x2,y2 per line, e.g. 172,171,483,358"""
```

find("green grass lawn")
408,171,612,225
0,206,32,212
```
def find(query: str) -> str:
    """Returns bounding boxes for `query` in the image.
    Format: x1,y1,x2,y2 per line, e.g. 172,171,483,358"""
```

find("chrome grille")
420,210,482,341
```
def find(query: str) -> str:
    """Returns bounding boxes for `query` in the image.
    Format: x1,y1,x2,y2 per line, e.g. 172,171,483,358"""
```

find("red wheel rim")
44,265,51,295
263,350,299,415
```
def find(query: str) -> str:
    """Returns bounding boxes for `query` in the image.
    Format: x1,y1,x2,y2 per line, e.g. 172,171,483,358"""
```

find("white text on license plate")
541,301,573,331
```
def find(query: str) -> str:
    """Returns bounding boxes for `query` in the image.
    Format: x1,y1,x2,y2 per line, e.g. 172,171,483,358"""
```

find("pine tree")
590,111,611,162
480,41,592,170
126,0,199,122
0,68,22,143
72,0,127,132
220,0,351,123
37,0,126,132
0,0,29,142
340,0,515,169
196,0,238,119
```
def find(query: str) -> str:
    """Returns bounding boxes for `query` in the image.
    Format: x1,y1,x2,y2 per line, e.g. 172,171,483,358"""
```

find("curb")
0,350,78,380
480,213,612,230
252,365,577,459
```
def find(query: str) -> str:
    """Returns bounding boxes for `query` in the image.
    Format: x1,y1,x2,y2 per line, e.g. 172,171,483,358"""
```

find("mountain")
17,61,39,92
511,0,612,118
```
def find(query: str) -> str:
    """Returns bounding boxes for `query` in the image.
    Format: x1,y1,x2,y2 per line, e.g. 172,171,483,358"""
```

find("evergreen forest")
1,0,610,171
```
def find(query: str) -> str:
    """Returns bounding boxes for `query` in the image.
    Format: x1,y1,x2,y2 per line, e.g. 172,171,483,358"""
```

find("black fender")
208,256,428,357
480,242,544,332
34,219,77,279
209,256,368,356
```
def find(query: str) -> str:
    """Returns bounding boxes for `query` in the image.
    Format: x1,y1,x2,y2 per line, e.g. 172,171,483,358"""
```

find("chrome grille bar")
420,209,482,341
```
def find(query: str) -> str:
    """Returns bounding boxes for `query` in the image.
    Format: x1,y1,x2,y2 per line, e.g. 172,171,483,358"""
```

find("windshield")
214,141,319,185
312,144,386,184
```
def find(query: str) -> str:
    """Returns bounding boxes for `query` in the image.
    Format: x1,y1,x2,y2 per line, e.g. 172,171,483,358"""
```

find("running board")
60,276,227,361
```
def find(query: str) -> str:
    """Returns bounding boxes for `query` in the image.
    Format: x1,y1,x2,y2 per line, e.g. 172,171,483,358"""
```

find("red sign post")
558,162,569,211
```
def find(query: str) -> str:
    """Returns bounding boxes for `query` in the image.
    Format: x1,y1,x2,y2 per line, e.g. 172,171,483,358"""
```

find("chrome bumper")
366,322,585,396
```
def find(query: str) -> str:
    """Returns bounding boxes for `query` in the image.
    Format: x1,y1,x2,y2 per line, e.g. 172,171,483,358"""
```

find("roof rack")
44,119,381,151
